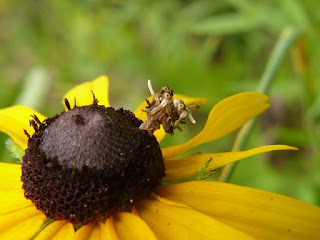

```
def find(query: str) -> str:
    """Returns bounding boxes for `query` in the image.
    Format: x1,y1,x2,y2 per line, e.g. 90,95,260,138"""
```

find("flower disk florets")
21,99,165,224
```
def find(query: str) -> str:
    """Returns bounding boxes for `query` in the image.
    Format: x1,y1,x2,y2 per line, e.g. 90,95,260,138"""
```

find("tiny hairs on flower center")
21,98,165,225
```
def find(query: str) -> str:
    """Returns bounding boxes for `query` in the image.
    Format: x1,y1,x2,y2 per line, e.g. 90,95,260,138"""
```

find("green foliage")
1,0,320,205
5,139,24,163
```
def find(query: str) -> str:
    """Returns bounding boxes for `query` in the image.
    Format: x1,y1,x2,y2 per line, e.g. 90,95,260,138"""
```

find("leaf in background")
190,13,264,35
5,139,24,163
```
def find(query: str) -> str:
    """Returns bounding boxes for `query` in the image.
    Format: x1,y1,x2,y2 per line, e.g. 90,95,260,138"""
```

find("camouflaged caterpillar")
139,80,199,135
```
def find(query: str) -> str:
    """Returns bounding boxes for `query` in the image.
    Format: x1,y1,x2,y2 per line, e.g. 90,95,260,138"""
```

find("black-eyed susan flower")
0,76,319,240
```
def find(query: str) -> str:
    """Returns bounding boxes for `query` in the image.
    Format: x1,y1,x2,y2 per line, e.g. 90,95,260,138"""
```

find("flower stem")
219,27,301,182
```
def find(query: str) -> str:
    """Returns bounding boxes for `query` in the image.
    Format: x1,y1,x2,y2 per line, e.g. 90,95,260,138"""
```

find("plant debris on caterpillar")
139,80,199,135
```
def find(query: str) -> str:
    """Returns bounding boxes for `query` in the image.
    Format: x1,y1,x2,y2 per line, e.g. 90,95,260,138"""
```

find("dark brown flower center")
21,99,165,224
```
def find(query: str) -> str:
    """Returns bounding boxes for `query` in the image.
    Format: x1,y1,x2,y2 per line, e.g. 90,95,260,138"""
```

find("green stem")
219,27,301,182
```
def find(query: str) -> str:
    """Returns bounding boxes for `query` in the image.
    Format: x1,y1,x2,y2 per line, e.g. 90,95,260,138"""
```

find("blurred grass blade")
219,27,302,182
15,66,51,110
190,13,263,34
277,0,311,29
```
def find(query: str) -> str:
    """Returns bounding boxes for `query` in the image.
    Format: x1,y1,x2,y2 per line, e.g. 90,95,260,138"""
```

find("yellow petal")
63,75,110,109
133,97,151,122
173,93,209,106
153,126,167,143
0,205,46,240
34,221,75,240
76,221,118,240
157,181,320,240
136,199,254,240
113,212,157,240
89,222,107,240
164,145,298,180
75,223,94,240
104,217,119,240
162,92,270,159
0,163,32,215
0,105,46,149
0,191,33,215
134,94,208,143
0,163,23,191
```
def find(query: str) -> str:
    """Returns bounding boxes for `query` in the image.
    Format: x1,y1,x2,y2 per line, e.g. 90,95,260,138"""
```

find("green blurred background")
1,0,320,206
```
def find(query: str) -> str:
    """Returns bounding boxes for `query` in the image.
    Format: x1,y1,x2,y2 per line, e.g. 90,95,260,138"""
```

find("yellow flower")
0,76,319,240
